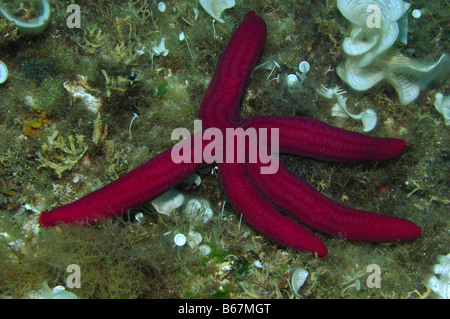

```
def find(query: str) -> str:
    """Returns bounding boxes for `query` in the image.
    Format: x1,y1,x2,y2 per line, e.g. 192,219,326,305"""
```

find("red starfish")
39,12,421,257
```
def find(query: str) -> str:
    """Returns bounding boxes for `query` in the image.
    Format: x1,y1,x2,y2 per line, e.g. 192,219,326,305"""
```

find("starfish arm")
219,161,328,257
248,160,422,242
39,136,205,227
241,116,407,162
198,11,267,129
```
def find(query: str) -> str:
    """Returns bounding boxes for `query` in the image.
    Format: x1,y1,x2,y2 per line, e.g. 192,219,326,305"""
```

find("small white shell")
157,2,166,13
134,212,144,222
412,9,422,19
0,0,51,35
184,198,213,224
199,0,235,23
174,233,187,246
286,74,299,87
151,189,184,217
291,266,309,297
187,231,203,248
152,38,169,56
198,244,211,256
359,109,377,132
182,173,201,189
0,61,8,84
298,61,310,74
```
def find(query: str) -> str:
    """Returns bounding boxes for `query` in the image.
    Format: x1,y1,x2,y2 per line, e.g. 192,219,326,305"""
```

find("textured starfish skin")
198,11,267,129
219,161,328,257
247,159,421,243
240,116,408,162
39,12,421,257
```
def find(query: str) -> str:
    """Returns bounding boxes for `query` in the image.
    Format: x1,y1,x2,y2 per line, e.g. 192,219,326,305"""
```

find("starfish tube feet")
219,162,328,257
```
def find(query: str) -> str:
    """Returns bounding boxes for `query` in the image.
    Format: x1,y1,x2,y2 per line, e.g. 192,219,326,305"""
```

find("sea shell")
187,231,203,248
182,173,201,189
157,2,166,13
0,0,51,35
291,266,309,297
434,93,450,126
198,244,212,256
174,233,187,246
184,198,213,224
199,0,235,23
151,189,184,217
0,61,8,84
298,61,310,74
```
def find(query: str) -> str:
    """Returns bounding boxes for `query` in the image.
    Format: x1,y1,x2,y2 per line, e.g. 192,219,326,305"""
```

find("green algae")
0,0,448,299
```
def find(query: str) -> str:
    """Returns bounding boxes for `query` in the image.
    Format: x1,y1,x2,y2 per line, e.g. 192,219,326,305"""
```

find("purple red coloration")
39,11,421,257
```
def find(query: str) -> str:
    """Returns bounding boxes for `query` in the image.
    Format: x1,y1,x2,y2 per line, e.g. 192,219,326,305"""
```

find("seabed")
0,0,448,299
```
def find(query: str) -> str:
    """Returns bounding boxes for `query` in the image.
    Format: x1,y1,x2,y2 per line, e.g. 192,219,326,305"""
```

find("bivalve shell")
0,61,7,84
199,0,235,23
291,266,309,297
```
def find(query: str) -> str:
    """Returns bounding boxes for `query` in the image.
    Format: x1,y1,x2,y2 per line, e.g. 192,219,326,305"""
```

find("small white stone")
412,9,421,19
174,233,187,246
0,61,8,84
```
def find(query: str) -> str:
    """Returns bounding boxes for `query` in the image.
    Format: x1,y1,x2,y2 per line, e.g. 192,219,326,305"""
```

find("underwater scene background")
0,0,448,299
